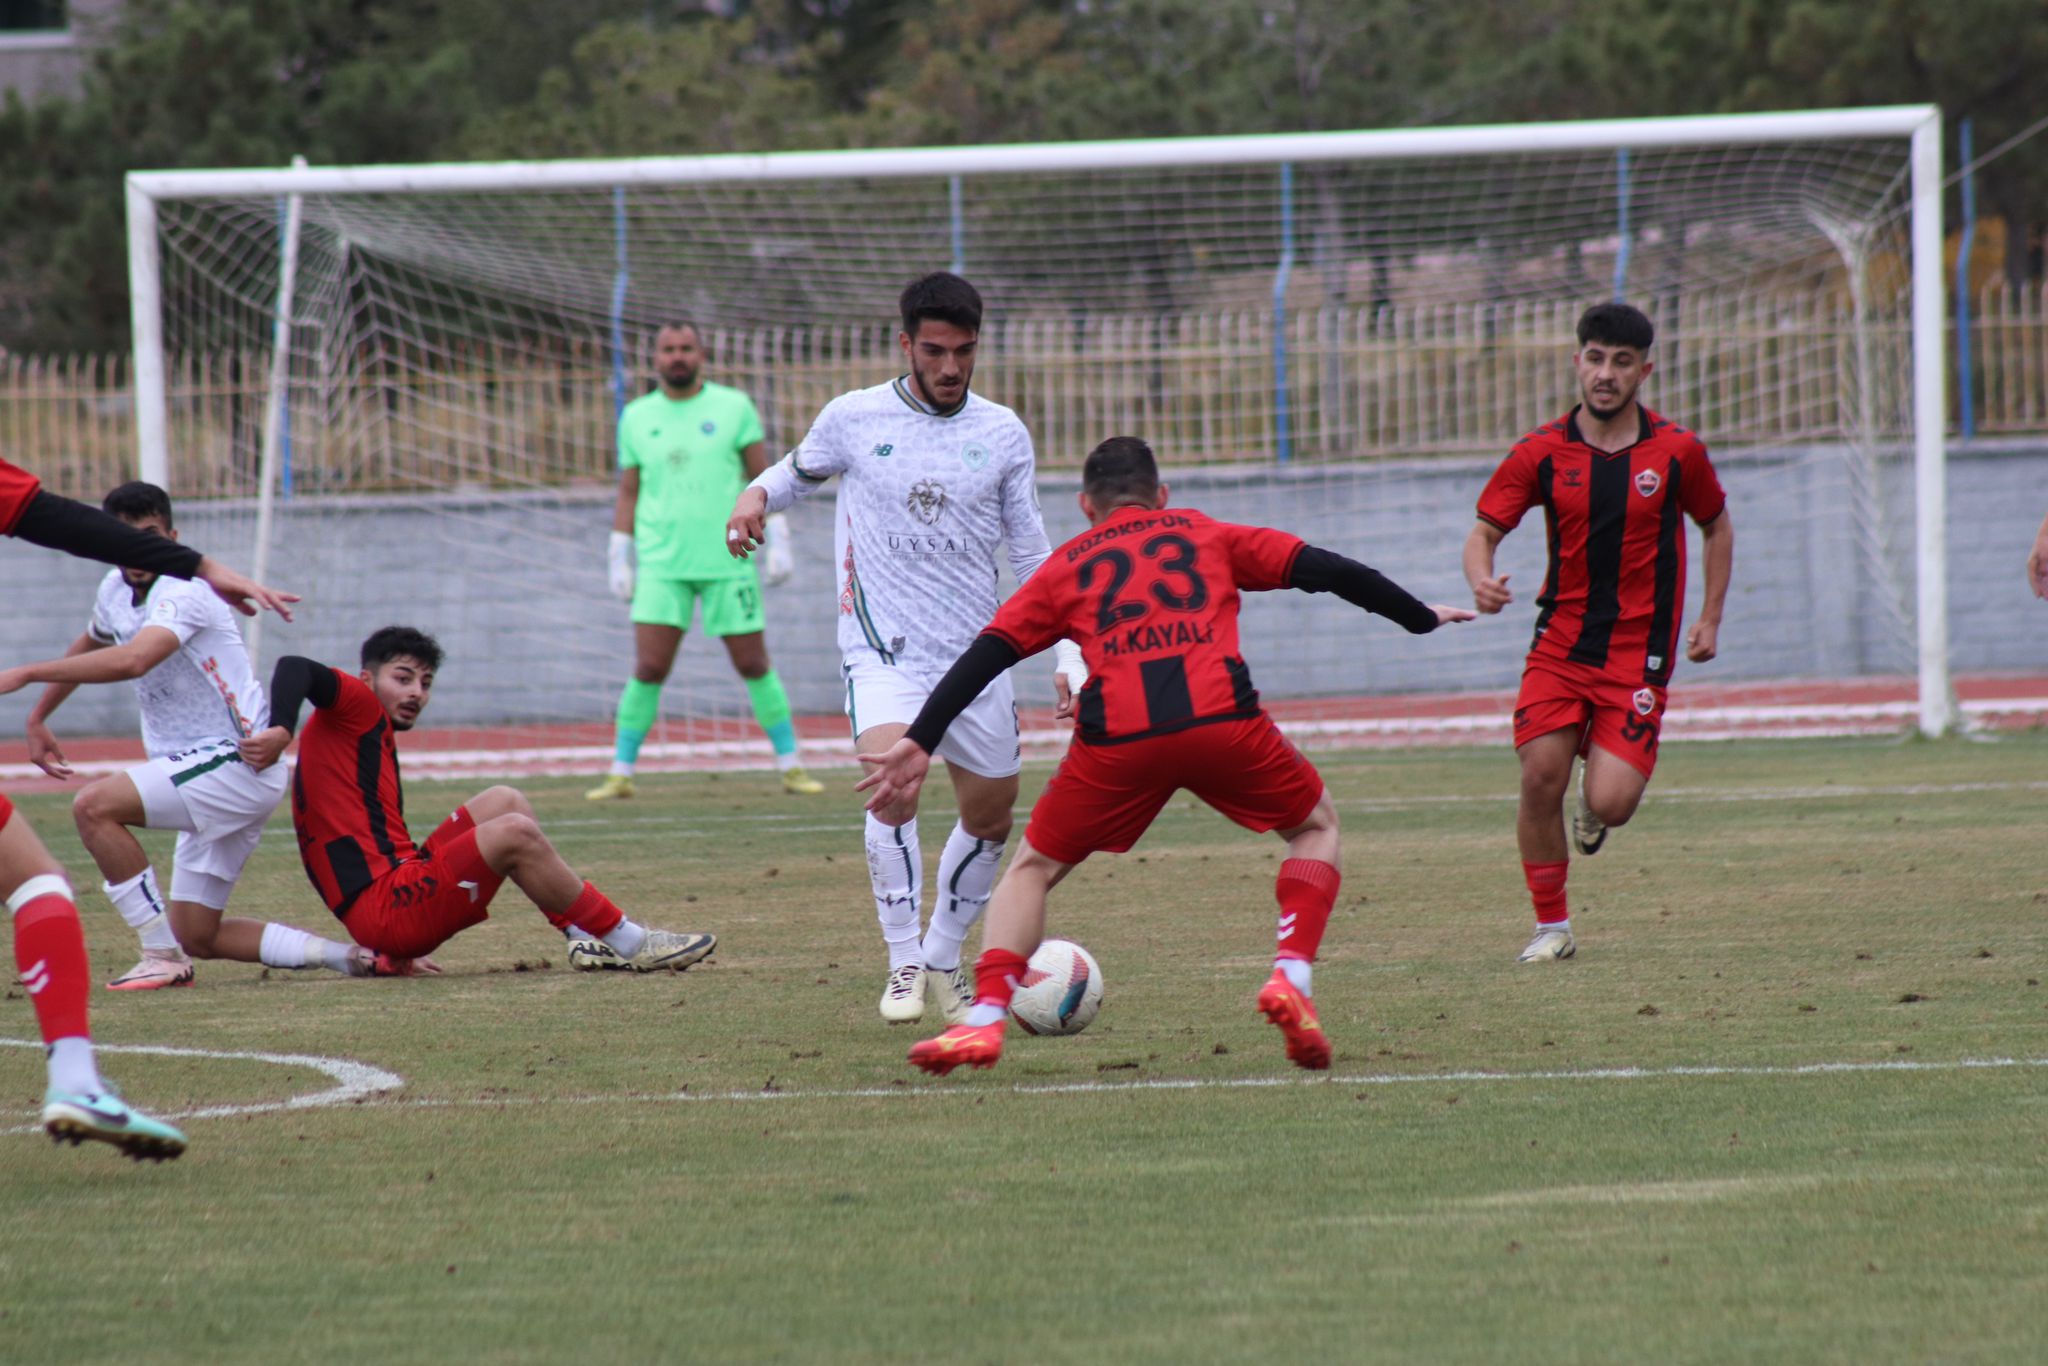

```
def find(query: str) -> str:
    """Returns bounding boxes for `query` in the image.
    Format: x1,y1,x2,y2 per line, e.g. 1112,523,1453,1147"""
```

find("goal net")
124,108,1948,777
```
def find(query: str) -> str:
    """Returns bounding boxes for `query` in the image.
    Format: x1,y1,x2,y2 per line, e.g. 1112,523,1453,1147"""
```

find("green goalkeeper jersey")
619,381,766,580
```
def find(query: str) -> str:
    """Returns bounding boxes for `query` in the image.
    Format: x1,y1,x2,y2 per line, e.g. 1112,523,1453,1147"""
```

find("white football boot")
879,963,926,1023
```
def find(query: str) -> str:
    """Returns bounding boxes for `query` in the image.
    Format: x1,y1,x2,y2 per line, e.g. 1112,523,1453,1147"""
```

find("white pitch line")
1,1038,404,1134
361,1053,2048,1112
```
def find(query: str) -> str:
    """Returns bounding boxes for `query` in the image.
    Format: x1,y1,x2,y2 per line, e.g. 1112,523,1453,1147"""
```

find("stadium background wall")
2,438,2043,735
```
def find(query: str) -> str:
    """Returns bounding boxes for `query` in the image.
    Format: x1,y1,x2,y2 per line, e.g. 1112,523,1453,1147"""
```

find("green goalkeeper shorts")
630,573,765,637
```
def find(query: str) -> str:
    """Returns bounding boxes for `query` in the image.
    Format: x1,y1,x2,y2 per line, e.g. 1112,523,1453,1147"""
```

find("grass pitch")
4,734,2046,1363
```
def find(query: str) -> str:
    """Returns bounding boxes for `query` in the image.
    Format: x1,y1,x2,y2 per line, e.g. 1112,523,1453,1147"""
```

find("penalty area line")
2,1038,404,1134
368,1053,2048,1112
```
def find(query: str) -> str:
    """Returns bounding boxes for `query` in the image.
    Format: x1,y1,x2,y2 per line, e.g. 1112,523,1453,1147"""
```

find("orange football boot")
1256,968,1331,1071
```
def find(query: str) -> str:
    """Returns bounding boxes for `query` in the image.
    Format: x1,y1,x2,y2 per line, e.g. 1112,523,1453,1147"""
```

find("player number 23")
1076,533,1209,634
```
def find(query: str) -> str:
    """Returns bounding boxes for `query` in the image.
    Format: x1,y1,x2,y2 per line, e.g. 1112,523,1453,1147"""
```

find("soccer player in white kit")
727,272,1081,1025
5,483,368,987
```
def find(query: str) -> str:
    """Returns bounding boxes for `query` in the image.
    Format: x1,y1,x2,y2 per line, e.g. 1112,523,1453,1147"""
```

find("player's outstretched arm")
9,490,298,620
240,655,339,770
853,736,933,811
22,631,101,780
193,556,298,620
1462,521,1513,614
0,627,179,697
1289,546,1474,632
855,635,1025,809
726,486,769,559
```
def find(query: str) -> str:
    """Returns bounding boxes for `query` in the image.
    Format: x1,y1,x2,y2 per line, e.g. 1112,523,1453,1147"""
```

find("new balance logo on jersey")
907,479,947,525
870,443,894,459
1634,468,1662,497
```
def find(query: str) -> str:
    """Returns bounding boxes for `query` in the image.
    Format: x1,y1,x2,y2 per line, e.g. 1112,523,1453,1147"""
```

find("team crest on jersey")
960,441,990,470
870,443,895,459
1632,688,1656,716
701,421,717,435
1634,468,1662,497
907,479,947,525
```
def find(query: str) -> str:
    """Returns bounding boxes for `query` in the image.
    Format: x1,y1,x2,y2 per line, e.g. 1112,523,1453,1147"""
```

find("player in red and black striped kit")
857,436,1472,1074
1464,303,1734,963
0,453,295,1159
239,626,717,973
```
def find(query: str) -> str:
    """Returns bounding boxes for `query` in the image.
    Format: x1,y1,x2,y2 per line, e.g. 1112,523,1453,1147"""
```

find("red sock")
972,947,1030,1010
1523,860,1569,925
549,881,624,936
1274,858,1341,963
13,884,91,1044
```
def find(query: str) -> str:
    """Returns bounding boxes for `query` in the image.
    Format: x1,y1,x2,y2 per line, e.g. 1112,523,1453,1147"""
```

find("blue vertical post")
1272,162,1295,464
1955,119,1976,441
1613,148,1632,301
949,174,965,275
611,186,630,420
275,192,293,498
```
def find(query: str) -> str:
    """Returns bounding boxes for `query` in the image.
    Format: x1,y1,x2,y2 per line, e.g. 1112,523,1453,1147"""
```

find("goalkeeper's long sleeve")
266,655,340,735
12,491,206,580
904,635,1022,754
1288,545,1441,634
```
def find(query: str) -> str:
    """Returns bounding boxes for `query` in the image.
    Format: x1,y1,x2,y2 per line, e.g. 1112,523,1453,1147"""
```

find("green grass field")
5,734,2046,1364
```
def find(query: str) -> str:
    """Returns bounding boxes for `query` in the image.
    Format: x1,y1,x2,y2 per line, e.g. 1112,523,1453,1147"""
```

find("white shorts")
842,650,1021,779
129,739,291,910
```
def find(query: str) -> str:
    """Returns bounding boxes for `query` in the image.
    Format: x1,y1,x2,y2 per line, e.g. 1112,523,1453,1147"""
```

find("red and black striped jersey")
983,506,1303,744
1478,405,1726,685
0,458,41,535
290,668,416,913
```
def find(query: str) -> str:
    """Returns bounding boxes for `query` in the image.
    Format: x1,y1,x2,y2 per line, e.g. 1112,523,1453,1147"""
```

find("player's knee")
1591,790,1642,827
476,785,531,819
72,782,117,831
961,813,1013,844
631,663,671,685
1518,761,1570,805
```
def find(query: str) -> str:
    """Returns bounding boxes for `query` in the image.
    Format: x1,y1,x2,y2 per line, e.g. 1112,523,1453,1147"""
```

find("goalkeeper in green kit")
590,321,823,799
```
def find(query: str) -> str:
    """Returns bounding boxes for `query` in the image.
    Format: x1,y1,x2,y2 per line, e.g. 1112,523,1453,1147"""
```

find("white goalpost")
123,105,1950,767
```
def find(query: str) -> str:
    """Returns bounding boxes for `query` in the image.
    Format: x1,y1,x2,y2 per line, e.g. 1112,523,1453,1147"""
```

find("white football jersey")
758,377,1052,677
88,571,269,758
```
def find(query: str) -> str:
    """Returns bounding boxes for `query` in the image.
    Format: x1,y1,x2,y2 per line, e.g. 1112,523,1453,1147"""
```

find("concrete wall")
2,439,2043,738
0,1,119,104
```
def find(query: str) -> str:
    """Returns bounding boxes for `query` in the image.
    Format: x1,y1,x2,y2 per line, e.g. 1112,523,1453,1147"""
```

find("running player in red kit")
1463,303,1733,963
857,436,1473,1074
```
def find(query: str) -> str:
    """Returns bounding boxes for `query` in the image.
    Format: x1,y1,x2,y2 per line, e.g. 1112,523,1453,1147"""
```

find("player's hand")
854,737,932,811
1686,618,1720,663
726,489,768,560
1471,572,1512,614
238,725,293,771
195,556,299,621
763,513,794,586
1429,604,1479,627
0,666,27,698
26,719,72,779
607,531,635,601
1052,639,1087,720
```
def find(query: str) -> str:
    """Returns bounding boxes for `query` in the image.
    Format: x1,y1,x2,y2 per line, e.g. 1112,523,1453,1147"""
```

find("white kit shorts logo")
1632,687,1657,716
1634,468,1662,498
907,479,948,525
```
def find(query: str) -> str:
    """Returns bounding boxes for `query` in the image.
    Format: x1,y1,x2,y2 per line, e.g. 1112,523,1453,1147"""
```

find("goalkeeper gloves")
763,513,795,587
607,531,635,601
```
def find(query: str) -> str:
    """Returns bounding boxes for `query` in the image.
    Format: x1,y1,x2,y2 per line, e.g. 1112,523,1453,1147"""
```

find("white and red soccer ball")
1007,939,1104,1036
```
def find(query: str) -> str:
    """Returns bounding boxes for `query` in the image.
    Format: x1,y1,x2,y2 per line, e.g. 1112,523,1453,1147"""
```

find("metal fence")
5,285,2045,499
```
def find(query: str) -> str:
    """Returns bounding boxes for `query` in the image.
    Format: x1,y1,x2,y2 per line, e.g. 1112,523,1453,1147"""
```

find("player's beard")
661,361,699,391
910,357,970,413
1581,375,1637,422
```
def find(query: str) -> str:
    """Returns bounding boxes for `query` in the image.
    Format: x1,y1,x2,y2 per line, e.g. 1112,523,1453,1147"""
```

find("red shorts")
337,807,506,958
1513,660,1666,779
0,793,13,827
1024,714,1325,866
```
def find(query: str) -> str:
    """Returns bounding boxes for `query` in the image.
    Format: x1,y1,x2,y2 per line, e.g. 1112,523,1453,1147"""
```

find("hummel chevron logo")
21,958,49,994
459,880,479,903
1276,913,1298,942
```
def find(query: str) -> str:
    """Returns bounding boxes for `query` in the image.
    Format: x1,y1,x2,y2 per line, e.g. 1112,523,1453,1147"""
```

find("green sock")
614,677,662,767
744,670,798,760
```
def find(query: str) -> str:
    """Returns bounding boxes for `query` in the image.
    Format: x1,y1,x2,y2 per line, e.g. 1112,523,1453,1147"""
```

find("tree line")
2,0,2042,353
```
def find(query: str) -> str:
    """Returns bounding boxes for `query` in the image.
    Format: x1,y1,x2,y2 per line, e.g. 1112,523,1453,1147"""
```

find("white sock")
258,922,357,973
609,761,633,778
921,823,1004,970
1277,958,1313,995
865,812,922,971
964,1002,1007,1027
104,868,181,955
602,918,648,957
775,752,799,773
47,1036,105,1096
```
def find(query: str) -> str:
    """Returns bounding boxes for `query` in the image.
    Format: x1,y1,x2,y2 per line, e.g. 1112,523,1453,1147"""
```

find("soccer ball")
1008,939,1104,1036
